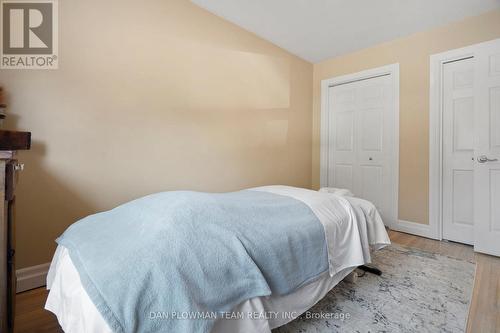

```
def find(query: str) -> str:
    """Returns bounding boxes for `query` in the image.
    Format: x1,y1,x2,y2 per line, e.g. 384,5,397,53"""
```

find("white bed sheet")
45,186,390,333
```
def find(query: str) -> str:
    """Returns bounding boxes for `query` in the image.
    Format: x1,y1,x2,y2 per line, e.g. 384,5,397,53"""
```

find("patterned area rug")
274,245,475,333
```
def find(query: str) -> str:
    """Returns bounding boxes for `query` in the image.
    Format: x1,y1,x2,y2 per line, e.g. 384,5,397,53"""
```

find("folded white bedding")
319,187,355,197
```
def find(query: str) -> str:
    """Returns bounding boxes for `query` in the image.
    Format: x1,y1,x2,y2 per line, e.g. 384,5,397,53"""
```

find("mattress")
46,246,356,333
45,187,390,332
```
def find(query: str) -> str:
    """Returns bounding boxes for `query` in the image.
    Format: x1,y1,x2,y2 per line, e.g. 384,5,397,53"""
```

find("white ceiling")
191,0,500,63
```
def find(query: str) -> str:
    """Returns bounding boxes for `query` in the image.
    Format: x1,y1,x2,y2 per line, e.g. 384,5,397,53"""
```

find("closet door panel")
328,73,396,224
328,86,358,194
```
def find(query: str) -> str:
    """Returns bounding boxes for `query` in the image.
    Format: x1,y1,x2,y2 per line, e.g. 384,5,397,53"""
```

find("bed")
45,185,390,333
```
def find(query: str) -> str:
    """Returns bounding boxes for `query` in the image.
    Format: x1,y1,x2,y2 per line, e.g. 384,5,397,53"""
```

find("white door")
474,41,500,256
328,74,397,225
442,58,475,245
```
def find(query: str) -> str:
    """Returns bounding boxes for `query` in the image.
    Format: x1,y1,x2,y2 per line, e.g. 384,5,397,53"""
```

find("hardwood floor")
14,231,500,333
14,288,62,333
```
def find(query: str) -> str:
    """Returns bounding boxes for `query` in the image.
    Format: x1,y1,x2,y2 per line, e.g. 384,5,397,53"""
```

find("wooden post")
0,158,7,333
0,130,31,332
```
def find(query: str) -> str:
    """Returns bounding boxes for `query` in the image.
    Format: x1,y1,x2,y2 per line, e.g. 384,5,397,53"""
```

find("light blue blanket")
57,190,328,333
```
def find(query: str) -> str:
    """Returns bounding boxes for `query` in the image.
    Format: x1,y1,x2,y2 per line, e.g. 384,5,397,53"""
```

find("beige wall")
3,2,500,269
312,10,500,225
0,0,313,268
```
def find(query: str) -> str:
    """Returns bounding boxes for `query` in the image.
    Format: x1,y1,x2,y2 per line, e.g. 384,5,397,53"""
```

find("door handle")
478,155,499,163
13,163,24,171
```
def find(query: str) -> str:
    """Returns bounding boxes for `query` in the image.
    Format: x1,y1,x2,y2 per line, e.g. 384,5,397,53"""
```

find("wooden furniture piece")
0,129,31,333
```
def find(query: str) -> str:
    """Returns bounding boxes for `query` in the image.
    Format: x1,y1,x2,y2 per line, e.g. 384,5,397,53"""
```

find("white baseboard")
16,262,50,293
391,219,441,241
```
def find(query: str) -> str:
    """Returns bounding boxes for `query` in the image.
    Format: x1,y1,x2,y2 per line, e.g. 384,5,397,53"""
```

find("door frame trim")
429,38,500,242
320,63,399,228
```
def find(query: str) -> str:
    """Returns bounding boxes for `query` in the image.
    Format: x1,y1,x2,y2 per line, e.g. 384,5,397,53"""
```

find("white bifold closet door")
327,74,397,225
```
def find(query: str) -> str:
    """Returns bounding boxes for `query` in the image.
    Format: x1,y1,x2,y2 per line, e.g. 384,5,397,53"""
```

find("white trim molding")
393,220,441,240
320,63,400,228
16,263,50,293
429,38,500,242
